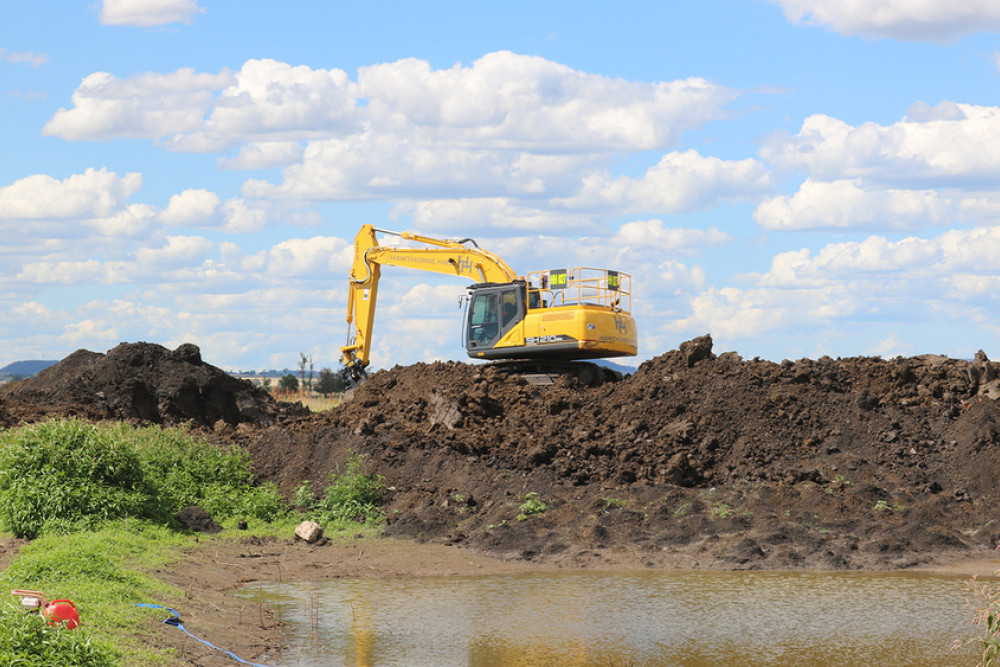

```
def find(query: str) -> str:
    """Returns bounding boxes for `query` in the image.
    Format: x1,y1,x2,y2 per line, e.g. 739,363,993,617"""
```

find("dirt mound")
237,335,1000,569
6,336,1000,570
0,342,306,428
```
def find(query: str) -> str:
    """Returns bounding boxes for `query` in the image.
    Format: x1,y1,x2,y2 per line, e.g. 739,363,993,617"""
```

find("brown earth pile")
0,341,307,428
240,335,1000,570
5,336,1000,571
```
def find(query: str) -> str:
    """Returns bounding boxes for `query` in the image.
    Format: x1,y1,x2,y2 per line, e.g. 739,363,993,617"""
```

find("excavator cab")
466,283,526,350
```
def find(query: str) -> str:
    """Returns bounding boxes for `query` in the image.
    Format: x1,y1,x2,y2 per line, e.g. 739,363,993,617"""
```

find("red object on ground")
11,589,80,629
43,599,80,629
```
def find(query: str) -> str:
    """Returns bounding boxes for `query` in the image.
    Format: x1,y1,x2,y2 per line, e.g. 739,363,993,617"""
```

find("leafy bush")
0,420,152,538
292,480,316,508
0,419,289,537
0,603,118,667
313,454,386,525
132,425,286,522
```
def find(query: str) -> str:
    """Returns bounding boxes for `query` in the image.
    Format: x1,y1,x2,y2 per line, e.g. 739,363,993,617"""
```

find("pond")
240,569,987,666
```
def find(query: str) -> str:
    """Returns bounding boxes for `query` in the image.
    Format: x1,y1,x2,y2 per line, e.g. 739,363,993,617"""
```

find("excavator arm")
339,224,519,386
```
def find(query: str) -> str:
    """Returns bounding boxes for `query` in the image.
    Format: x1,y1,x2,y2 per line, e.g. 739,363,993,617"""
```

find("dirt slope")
240,335,1000,570
5,336,1000,570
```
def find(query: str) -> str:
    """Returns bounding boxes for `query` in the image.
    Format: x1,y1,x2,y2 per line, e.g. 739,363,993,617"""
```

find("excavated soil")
0,341,307,428
4,337,1000,571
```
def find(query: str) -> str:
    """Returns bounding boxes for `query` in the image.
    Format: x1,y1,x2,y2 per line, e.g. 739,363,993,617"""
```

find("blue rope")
136,603,275,667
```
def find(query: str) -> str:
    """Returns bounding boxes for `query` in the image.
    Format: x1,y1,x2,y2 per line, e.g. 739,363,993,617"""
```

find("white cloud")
100,0,204,27
399,197,601,235
357,51,734,150
612,219,732,251
134,235,213,268
44,53,738,205
382,283,468,318
5,51,48,67
656,260,708,294
43,69,233,142
242,236,353,277
755,227,1000,307
760,104,1000,185
243,133,606,201
865,333,914,357
18,259,113,285
668,286,789,340
0,168,142,220
220,198,273,233
199,59,359,141
771,0,1000,42
754,179,951,231
561,150,773,213
219,141,306,170
759,235,940,288
87,203,157,237
159,188,221,226
60,318,119,343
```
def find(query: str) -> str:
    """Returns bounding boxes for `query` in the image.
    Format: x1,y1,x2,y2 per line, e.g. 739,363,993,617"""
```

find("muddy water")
242,570,984,666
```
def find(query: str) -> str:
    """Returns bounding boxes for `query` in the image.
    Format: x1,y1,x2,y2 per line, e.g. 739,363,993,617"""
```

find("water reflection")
240,570,983,666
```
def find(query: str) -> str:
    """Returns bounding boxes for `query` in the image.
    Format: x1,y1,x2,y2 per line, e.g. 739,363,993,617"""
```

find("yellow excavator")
338,224,637,387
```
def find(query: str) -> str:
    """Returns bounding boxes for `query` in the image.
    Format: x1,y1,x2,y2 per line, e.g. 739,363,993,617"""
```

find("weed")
710,503,734,518
292,480,317,508
874,499,906,513
0,603,117,666
0,520,185,665
956,575,1000,666
603,497,629,510
673,501,692,517
516,492,547,521
313,453,386,526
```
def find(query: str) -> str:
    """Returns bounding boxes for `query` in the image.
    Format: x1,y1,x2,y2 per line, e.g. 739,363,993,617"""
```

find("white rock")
295,520,324,543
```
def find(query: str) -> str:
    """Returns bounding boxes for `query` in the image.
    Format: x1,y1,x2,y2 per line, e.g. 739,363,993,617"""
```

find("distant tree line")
276,354,344,395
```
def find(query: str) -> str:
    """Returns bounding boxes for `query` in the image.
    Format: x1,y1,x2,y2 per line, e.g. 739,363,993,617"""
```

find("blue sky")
4,0,1000,371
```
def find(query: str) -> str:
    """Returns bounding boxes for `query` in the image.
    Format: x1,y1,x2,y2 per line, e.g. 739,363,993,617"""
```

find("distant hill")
0,359,59,378
594,359,637,377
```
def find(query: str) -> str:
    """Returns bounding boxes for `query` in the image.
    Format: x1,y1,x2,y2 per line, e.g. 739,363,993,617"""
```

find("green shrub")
292,480,317,508
0,420,153,538
0,419,290,537
314,454,385,525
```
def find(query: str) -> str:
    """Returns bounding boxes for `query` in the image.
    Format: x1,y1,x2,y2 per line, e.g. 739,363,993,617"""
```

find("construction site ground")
3,336,1000,663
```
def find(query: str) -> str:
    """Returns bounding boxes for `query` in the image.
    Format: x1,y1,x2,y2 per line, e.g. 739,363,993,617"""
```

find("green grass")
0,602,118,666
0,419,390,666
0,521,186,665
